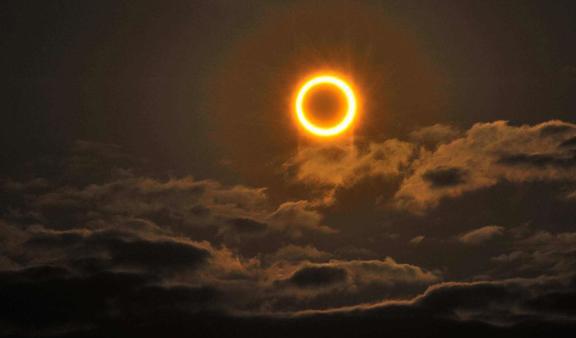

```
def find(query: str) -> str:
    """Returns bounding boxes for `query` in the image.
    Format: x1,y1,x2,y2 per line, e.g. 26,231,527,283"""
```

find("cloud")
266,245,332,264
2,266,574,337
278,258,441,289
24,229,210,272
270,258,441,310
539,123,576,136
560,136,576,148
422,166,469,188
17,226,213,276
2,174,334,251
2,136,576,335
224,218,267,236
286,266,348,288
267,200,335,238
285,120,576,212
0,212,442,317
285,139,415,187
459,225,505,245
409,124,461,148
1,215,574,335
396,120,576,211
299,273,576,328
498,152,576,169
409,235,425,245
407,275,576,325
492,228,576,277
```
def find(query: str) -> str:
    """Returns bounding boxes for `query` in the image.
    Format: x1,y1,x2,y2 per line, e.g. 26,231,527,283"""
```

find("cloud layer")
2,120,576,336
287,120,576,211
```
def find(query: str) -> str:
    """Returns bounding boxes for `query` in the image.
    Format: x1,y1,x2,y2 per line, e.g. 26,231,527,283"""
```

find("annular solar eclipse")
295,75,357,137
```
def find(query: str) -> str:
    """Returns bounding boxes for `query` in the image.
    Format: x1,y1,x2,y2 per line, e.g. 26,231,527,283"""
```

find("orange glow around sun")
295,75,357,137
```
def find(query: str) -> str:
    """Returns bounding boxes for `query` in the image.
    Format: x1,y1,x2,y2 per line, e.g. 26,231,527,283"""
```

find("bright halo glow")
295,75,357,137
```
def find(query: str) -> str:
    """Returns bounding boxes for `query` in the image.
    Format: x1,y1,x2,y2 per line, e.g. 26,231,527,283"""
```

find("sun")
295,74,357,137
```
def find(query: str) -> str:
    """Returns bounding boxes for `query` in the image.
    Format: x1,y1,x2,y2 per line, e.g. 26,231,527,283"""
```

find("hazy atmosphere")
2,1,576,337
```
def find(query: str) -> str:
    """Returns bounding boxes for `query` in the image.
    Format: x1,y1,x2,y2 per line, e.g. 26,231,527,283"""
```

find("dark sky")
2,1,576,337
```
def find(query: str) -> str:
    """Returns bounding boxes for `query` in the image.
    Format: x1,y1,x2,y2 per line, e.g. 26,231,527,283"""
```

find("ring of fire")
295,75,357,137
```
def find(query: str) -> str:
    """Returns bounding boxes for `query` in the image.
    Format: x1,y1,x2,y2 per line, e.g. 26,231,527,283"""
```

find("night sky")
2,1,576,337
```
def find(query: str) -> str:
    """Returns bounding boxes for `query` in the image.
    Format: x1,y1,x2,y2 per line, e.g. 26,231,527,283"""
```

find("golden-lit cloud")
458,225,505,245
286,139,416,187
284,120,576,213
396,120,576,211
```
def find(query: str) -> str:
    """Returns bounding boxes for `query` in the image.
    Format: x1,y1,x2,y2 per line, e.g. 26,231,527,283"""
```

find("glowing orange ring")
295,75,357,137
